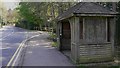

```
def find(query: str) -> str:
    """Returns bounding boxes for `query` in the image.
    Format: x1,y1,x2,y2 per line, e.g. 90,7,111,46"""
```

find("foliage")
16,2,76,30
15,19,38,30
48,32,57,40
0,16,2,23
17,2,35,23
51,42,58,47
0,1,20,25
0,1,7,24
6,9,20,24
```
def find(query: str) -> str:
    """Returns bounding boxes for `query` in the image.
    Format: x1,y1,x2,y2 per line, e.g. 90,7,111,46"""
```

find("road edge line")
6,34,40,67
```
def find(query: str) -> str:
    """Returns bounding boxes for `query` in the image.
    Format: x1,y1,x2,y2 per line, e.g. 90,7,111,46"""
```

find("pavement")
21,32,74,66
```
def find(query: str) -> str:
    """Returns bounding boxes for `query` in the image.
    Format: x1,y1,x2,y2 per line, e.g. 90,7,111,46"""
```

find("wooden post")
59,22,62,51
56,21,62,51
83,18,85,40
106,18,108,42
74,17,80,63
56,22,60,50
69,18,74,61
69,17,80,63
110,17,116,58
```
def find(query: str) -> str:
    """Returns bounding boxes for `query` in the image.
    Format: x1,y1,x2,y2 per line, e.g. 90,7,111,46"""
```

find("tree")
16,2,76,30
0,1,7,25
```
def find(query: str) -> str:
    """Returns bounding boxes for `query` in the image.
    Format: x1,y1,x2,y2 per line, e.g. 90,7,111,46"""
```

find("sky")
1,0,20,10
4,2,18,10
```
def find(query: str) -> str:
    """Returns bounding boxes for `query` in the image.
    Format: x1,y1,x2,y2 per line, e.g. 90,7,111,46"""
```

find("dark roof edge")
92,2,116,12
73,12,118,15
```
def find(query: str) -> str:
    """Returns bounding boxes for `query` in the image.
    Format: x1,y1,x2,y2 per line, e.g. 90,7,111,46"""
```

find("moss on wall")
78,56,113,63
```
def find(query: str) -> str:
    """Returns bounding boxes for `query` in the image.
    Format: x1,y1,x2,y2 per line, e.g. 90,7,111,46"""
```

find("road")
0,25,39,66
